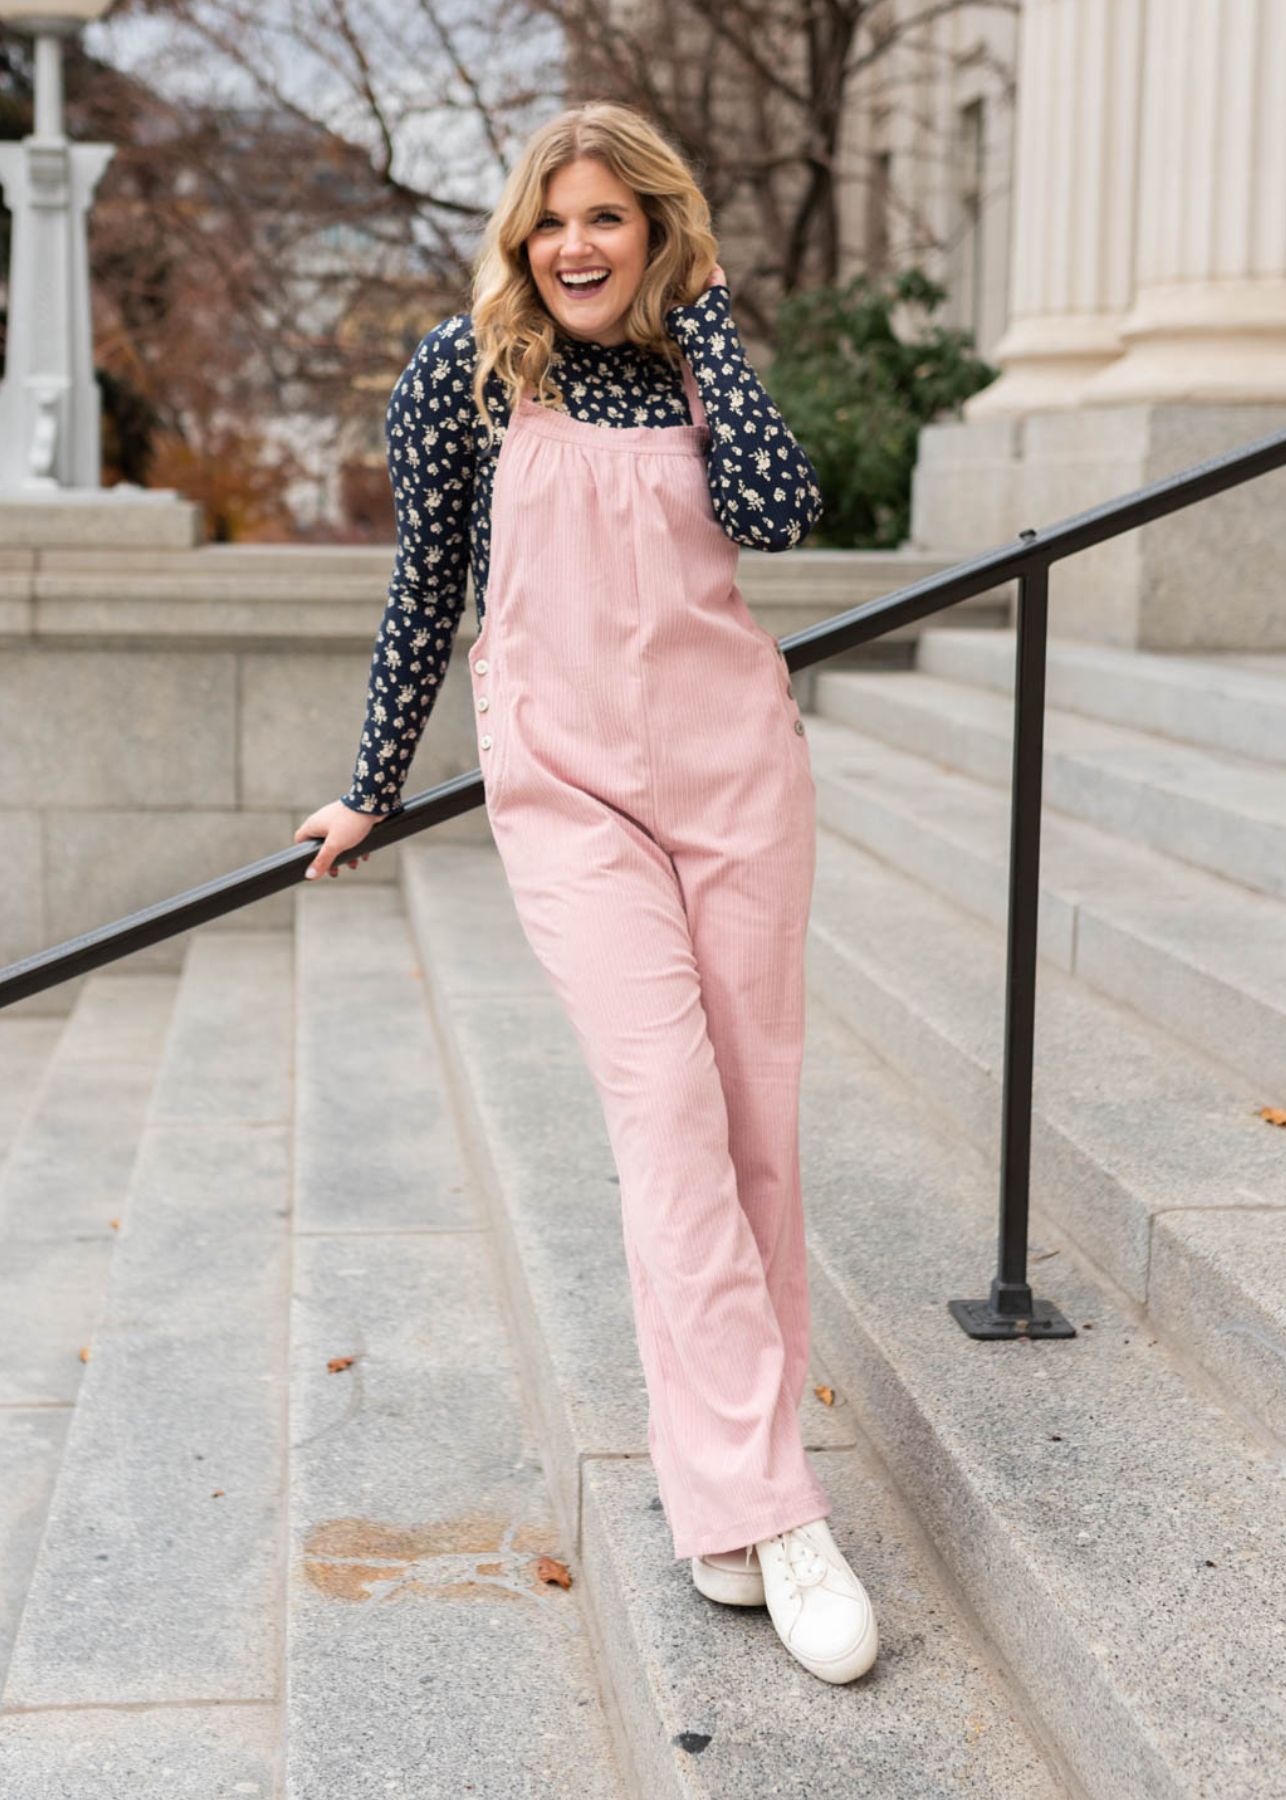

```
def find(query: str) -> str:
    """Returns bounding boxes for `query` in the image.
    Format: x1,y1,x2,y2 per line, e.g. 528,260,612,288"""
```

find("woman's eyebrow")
539,201,630,215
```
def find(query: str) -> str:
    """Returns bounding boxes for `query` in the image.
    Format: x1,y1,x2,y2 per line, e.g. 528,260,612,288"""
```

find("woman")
294,100,878,1686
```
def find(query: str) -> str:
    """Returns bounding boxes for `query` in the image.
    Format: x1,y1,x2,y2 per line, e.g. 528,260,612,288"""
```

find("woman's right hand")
294,799,379,879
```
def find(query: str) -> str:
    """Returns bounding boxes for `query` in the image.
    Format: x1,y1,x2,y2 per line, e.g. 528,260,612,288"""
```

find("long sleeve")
340,315,477,815
663,282,824,552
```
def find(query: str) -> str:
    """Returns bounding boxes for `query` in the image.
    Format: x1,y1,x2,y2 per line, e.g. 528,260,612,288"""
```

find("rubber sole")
690,1554,767,1607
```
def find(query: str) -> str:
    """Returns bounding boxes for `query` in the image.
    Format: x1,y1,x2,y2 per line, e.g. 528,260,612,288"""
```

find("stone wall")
2,528,1005,1003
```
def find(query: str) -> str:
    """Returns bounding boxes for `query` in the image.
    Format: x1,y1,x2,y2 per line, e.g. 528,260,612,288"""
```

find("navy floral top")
341,282,823,815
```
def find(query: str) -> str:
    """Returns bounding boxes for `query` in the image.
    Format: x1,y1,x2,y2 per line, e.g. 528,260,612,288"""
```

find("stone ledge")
0,489,203,550
0,544,1011,646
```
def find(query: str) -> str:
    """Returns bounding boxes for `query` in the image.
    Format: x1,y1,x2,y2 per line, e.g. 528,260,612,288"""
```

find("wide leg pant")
479,741,832,1560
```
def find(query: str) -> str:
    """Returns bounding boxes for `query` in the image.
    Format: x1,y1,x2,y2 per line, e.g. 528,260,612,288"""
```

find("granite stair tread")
805,709,1286,1093
0,909,628,1798
799,983,1286,1800
287,883,627,1800
813,662,1286,899
914,625,1286,765
805,818,1286,1445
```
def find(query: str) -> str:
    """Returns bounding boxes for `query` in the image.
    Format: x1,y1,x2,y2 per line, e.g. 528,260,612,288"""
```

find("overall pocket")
744,617,809,751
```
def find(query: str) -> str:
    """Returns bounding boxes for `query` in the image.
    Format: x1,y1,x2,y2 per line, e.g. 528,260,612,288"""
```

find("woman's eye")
536,212,622,228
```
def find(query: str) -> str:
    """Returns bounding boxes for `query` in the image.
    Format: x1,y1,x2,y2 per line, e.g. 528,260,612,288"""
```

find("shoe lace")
781,1528,828,1588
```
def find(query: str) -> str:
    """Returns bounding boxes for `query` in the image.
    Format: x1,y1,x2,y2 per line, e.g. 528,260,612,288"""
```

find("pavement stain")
301,1511,568,1604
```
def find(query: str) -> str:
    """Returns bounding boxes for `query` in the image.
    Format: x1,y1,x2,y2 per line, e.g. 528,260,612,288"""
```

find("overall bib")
467,352,832,1561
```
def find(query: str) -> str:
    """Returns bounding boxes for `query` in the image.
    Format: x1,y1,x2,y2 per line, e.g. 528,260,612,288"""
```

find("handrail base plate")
947,1298,1078,1340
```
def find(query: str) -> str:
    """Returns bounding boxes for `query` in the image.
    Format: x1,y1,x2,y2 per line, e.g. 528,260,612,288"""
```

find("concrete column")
0,14,114,490
1078,0,1286,405
909,0,1286,649
965,0,1146,417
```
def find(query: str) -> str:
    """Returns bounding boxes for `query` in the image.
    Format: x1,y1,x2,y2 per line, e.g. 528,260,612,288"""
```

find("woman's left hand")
667,262,727,313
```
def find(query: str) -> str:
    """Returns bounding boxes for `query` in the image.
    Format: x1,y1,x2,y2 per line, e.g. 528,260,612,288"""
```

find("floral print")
341,283,823,815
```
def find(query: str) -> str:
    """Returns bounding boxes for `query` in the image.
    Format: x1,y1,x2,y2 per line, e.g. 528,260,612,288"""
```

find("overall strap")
680,357,707,432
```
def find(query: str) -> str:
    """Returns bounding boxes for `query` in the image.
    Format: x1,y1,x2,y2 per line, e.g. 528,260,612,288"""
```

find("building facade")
852,0,1286,648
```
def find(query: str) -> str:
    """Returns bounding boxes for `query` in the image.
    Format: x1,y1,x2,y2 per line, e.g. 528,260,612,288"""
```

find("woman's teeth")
558,269,609,295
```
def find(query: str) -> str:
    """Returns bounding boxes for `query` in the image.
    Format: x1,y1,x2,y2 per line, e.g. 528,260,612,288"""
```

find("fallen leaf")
328,1355,356,1373
1259,1106,1286,1127
532,1554,572,1588
79,1346,89,1362
814,1384,834,1406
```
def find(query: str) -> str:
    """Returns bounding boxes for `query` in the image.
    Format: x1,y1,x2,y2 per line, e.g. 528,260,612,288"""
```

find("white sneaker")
754,1518,879,1683
690,1543,766,1607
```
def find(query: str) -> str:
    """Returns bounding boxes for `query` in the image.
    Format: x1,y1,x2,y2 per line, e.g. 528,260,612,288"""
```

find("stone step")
813,664,1286,900
915,626,1286,765
798,982,1286,1800
0,1015,63,1164
805,822,1286,1449
0,973,178,1704
401,840,1071,1800
0,930,294,1792
286,883,626,1800
1215,652,1286,679
806,712,1286,1095
0,972,179,1404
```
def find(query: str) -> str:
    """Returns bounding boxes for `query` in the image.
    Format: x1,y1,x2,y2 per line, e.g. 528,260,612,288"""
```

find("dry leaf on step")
533,1555,572,1588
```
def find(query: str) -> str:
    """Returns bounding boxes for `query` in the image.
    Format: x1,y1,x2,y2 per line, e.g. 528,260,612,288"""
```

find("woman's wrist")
339,789,394,817
663,281,733,344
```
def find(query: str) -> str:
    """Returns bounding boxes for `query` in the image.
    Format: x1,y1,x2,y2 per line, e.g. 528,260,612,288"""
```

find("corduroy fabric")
468,356,831,1560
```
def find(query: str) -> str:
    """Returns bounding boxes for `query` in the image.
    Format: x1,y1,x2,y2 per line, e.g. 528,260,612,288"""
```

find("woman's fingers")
305,831,336,878
297,807,374,882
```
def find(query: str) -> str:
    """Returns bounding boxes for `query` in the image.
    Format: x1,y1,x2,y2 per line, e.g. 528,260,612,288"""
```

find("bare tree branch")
67,0,1014,529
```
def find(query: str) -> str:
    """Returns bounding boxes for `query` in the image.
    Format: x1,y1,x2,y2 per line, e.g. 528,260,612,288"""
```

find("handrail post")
948,559,1075,1340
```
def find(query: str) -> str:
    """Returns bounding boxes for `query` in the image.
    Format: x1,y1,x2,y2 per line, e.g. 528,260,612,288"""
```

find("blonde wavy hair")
469,101,720,446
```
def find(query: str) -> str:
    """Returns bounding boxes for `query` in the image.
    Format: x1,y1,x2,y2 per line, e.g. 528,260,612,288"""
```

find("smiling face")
524,157,653,347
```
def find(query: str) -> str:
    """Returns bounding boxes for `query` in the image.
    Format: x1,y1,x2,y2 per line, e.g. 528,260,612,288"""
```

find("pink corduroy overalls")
467,350,832,1561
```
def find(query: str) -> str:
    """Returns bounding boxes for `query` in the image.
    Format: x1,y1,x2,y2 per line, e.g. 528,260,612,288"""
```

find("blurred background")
1,0,1021,548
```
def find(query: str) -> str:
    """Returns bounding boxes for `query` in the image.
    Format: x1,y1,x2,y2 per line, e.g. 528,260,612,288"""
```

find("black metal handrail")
6,419,1286,1340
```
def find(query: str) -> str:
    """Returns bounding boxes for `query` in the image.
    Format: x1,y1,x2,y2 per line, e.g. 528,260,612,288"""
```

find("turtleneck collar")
552,327,641,357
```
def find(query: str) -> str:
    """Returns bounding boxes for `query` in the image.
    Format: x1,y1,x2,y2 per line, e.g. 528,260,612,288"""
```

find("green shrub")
769,268,1000,549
